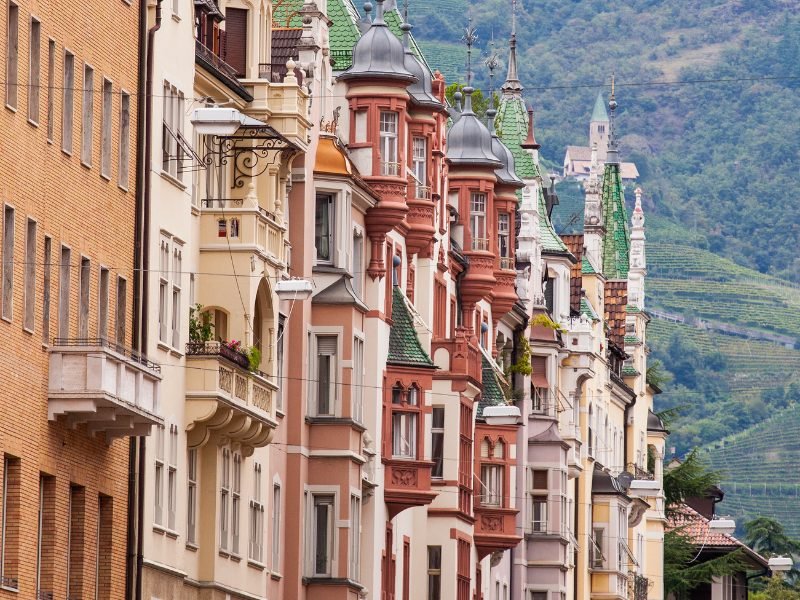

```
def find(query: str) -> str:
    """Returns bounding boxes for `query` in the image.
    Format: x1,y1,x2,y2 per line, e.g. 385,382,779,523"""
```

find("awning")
531,355,549,388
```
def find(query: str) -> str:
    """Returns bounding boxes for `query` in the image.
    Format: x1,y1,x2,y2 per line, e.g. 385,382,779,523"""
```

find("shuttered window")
224,8,247,77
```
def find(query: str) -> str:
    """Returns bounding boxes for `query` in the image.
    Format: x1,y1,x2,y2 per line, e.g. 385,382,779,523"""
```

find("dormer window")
379,112,399,176
470,192,487,251
391,384,420,459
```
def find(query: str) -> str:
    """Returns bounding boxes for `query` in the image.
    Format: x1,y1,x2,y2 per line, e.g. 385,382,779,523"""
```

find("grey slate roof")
446,88,502,168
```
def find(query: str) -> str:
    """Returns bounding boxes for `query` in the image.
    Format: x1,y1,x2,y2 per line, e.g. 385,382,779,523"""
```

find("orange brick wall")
0,0,141,598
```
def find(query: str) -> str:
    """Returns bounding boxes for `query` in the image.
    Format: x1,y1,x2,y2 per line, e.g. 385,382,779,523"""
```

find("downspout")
126,0,150,595
134,2,163,600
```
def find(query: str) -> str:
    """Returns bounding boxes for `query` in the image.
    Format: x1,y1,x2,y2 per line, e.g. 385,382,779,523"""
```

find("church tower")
589,91,610,160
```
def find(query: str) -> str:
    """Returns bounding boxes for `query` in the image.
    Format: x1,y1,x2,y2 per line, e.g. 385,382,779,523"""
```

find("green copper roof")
591,92,609,122
478,355,507,417
625,305,641,313
621,365,639,377
581,255,597,274
580,297,600,321
388,286,434,368
601,162,630,279
272,0,303,27
624,335,641,345
327,0,362,69
494,96,540,180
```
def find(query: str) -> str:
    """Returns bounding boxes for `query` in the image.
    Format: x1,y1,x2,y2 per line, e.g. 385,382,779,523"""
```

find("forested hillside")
411,0,800,529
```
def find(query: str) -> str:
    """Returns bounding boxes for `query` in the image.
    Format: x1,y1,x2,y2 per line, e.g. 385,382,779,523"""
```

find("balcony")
258,62,304,85
383,458,437,519
185,342,278,455
498,256,514,271
628,573,649,600
48,338,162,440
471,237,490,251
380,161,401,177
199,200,288,269
195,39,251,101
431,326,482,392
474,505,521,559
626,462,660,496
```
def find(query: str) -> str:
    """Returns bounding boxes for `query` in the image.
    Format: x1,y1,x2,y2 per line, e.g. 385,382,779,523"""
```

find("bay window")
498,212,511,268
431,407,444,478
379,111,399,176
314,335,337,416
470,192,487,250
479,438,506,506
391,384,420,459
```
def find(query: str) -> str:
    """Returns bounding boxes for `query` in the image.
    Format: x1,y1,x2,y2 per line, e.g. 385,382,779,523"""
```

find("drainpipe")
126,0,150,595
133,2,163,599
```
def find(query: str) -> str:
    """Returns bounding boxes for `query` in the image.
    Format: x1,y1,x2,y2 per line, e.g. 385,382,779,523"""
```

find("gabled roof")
388,286,435,368
601,160,630,279
477,355,507,418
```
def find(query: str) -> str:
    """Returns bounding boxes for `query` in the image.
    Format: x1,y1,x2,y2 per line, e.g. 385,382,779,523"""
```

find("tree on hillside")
744,517,800,557
444,83,498,119
664,452,749,599
749,575,800,600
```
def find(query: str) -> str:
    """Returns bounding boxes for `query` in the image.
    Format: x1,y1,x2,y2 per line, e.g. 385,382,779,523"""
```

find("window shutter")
317,336,337,356
224,8,248,77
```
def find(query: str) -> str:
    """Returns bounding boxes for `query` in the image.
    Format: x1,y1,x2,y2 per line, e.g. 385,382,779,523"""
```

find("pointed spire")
520,105,540,150
501,0,523,96
591,91,609,122
461,13,478,86
605,75,619,165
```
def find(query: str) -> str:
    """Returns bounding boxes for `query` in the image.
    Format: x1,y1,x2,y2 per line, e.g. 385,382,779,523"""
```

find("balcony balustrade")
48,338,163,440
199,201,288,268
498,256,514,271
380,161,401,177
185,341,278,455
258,62,304,85
471,237,490,251
474,505,521,558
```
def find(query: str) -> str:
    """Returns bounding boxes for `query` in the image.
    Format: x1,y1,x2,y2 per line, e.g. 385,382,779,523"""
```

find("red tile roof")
561,234,584,314
604,280,628,347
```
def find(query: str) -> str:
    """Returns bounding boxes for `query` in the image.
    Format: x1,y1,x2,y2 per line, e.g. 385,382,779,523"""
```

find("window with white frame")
348,495,361,580
391,385,420,459
591,528,605,569
311,493,335,576
412,136,427,196
167,424,178,531
470,192,487,250
529,469,548,533
2,205,15,321
220,448,231,551
58,245,70,338
249,463,264,562
314,194,334,263
81,64,94,166
479,438,505,507
379,111,399,175
162,81,185,179
62,51,74,154
23,218,35,331
231,453,241,555
431,407,444,478
5,2,19,108
171,242,182,347
314,335,337,416
187,448,197,545
153,424,165,526
27,17,40,124
498,212,510,259
352,337,364,423
100,79,112,178
158,236,169,343
272,483,281,572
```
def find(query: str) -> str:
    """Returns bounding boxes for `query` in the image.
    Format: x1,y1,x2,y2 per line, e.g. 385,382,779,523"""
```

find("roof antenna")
461,12,478,87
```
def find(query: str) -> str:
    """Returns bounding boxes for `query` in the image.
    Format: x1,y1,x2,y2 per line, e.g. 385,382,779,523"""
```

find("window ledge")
0,584,19,593
1,316,12,325
5,104,17,113
169,348,184,359
270,571,282,581
62,148,73,158
165,529,179,540
247,559,266,571
27,118,39,128
118,182,130,193
218,549,231,559
276,408,286,419
152,524,166,535
160,170,187,190
100,171,112,182
81,160,92,170
22,326,34,336
185,542,198,552
229,553,242,563
171,13,181,22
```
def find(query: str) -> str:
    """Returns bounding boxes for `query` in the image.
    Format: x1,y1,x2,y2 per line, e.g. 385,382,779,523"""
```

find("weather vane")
485,34,500,105
462,13,478,86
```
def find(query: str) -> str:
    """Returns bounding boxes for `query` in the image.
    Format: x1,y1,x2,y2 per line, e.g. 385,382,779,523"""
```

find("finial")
461,14,478,87
486,108,497,132
521,105,541,150
609,73,617,111
511,0,517,37
453,90,463,113
363,1,372,20
462,86,475,114
485,36,500,108
374,0,385,23
501,0,522,96
400,1,412,48
606,74,620,164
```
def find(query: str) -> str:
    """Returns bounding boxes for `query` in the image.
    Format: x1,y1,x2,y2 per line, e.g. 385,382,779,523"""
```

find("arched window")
479,436,505,507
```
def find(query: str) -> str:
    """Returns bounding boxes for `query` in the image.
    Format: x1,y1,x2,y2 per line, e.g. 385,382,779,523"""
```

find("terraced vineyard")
701,406,800,538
